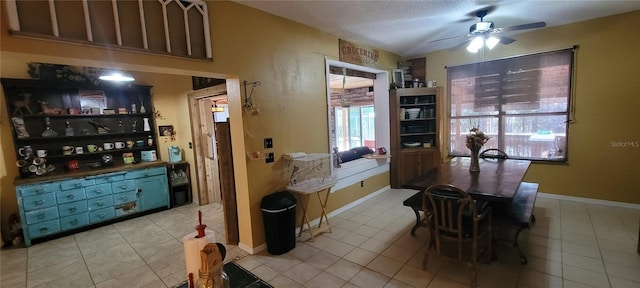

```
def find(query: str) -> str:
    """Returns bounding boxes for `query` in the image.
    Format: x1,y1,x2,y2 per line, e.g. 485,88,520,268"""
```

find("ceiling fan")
435,9,546,52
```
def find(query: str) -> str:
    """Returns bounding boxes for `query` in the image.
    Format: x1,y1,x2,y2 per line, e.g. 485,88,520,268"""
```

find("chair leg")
471,264,477,287
422,231,435,270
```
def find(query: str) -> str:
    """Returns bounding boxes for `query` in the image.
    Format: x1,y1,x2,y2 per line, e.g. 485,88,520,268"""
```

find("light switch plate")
265,152,274,163
264,138,273,149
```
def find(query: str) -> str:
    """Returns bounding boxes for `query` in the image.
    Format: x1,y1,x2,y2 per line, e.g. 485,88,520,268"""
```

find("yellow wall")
0,1,400,248
419,11,640,203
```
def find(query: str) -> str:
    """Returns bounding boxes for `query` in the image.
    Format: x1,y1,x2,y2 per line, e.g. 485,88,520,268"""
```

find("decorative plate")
402,142,422,148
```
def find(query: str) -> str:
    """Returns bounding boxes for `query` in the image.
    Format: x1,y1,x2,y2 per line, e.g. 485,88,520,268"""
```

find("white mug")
427,80,434,87
75,146,84,154
103,142,115,150
36,149,47,157
115,142,126,149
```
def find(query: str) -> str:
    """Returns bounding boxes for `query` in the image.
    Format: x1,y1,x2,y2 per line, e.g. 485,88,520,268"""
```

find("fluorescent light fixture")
99,71,135,82
486,37,500,49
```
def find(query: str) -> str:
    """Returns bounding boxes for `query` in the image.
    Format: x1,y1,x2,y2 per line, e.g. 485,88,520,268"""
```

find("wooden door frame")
188,85,227,204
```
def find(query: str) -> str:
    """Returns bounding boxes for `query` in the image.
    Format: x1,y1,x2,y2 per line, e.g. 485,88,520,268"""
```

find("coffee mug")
87,144,98,153
36,149,47,157
115,142,126,149
103,142,115,150
18,146,33,158
75,146,84,154
126,140,135,149
33,157,46,166
63,146,74,155
135,140,145,147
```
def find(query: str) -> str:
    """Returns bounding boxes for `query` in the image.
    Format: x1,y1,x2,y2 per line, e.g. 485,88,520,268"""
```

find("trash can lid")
261,191,296,211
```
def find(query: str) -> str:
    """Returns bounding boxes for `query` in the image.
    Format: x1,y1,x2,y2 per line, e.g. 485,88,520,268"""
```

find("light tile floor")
2,188,639,288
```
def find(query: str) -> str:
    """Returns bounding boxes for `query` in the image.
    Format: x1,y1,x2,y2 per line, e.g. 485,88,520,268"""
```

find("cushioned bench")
491,182,539,264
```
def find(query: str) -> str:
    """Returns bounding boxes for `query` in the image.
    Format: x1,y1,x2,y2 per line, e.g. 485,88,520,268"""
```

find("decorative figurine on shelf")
118,120,125,133
88,120,110,134
64,121,74,136
38,101,65,115
41,117,59,137
12,93,33,115
140,100,146,113
131,120,138,132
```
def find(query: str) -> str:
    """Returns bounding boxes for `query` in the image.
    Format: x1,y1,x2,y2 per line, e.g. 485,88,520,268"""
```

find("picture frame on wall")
392,69,404,88
159,125,174,137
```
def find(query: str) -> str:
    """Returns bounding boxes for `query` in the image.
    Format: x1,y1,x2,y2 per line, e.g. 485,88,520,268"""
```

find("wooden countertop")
14,161,168,185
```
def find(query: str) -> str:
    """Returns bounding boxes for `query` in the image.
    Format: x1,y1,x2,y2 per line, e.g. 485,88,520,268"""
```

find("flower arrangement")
465,127,490,152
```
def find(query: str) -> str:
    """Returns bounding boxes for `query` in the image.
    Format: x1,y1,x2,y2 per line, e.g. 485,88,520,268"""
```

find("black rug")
174,261,273,288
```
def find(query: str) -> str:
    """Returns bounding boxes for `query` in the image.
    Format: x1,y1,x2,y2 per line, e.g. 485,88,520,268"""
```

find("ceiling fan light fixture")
467,36,484,53
486,36,500,49
211,101,224,112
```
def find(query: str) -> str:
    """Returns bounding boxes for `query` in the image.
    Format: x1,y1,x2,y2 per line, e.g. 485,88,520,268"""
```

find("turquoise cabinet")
15,164,169,246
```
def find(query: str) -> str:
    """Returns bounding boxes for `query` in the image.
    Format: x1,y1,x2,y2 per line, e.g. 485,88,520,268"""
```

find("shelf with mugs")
13,131,155,142
16,112,154,119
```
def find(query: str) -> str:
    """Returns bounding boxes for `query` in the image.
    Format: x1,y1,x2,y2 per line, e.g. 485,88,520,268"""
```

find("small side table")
287,180,336,241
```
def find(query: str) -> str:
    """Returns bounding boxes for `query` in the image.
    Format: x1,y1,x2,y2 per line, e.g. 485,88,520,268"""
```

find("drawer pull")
39,227,48,233
37,213,46,219
98,213,105,218
106,177,113,182
35,200,44,205
36,188,45,193
144,173,149,176
97,201,104,207
67,194,75,200
69,207,77,212
95,189,103,194
120,185,127,190
75,183,82,187
70,219,78,225
121,196,128,201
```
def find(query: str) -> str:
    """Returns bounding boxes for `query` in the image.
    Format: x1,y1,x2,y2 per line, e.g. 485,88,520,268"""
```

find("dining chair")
479,148,508,159
422,184,492,287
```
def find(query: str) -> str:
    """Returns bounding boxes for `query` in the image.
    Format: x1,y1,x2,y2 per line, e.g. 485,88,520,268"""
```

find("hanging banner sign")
339,39,379,68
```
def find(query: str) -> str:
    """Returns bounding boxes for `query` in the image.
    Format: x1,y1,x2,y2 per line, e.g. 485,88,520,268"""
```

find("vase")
469,146,481,172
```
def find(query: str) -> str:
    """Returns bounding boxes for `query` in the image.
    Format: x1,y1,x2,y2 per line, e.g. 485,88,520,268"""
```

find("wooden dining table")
403,157,532,202
402,157,532,235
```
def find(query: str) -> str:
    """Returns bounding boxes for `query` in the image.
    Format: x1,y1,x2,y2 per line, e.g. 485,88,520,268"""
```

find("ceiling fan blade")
448,38,472,52
498,21,546,32
498,36,516,45
429,35,467,43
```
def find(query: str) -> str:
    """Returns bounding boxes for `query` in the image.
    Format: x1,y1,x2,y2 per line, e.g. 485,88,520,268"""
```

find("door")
215,122,239,244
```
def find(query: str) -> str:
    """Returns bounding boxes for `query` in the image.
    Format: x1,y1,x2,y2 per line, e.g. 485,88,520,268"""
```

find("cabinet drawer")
126,167,166,179
87,195,114,211
112,180,137,194
85,183,113,199
59,179,95,190
22,193,57,211
27,220,60,238
113,191,138,206
17,183,60,197
25,206,59,224
60,214,90,231
115,201,139,217
56,188,86,204
93,173,126,184
89,207,115,224
58,201,88,217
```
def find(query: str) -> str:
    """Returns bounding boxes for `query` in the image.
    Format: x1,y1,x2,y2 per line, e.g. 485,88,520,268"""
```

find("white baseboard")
238,241,266,255
538,192,640,210
295,185,390,234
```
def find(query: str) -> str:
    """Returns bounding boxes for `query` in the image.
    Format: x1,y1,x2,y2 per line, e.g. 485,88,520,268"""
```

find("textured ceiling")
234,0,639,57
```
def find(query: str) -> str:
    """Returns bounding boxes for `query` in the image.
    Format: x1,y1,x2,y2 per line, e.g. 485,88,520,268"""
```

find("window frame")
447,48,575,163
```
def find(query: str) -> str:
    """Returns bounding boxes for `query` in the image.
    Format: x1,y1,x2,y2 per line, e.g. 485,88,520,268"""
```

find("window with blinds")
448,49,574,162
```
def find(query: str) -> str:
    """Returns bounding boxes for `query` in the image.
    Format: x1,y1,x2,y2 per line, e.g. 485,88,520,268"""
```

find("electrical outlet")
265,152,275,163
360,181,364,187
264,138,273,149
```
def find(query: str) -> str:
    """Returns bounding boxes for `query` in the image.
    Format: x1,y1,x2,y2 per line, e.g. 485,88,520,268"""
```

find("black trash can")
261,191,297,255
